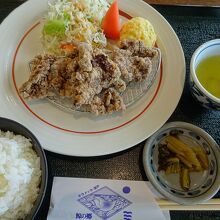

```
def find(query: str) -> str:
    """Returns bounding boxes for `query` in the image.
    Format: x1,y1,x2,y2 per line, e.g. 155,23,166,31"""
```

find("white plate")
0,0,185,156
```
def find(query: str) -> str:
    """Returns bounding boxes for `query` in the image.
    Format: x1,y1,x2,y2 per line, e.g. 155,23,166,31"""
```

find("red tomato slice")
102,0,120,40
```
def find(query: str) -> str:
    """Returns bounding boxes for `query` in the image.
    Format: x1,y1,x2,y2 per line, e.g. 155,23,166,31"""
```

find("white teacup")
190,39,220,110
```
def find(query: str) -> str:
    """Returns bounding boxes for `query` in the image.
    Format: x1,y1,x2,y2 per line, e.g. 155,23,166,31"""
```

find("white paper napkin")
47,177,170,220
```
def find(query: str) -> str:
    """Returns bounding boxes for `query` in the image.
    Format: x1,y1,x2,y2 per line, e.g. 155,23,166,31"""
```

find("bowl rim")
190,38,220,104
0,117,48,219
143,121,220,205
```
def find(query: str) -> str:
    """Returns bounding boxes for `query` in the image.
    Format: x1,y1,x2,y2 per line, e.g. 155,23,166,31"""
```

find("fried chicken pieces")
19,40,157,115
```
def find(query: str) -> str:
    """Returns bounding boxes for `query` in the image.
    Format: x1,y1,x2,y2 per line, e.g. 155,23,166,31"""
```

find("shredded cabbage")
42,0,109,54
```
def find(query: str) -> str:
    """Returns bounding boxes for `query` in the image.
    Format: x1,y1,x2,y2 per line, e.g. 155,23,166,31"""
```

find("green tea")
196,55,220,99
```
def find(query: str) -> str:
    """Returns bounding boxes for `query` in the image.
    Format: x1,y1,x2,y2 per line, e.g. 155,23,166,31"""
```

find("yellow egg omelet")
120,17,157,48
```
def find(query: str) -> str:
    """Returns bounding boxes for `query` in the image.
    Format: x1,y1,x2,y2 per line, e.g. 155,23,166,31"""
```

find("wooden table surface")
145,0,220,6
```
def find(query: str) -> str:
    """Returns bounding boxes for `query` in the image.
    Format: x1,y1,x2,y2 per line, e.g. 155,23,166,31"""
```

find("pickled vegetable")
192,146,209,170
166,136,201,170
157,134,209,191
180,167,190,190
165,158,180,174
158,144,174,171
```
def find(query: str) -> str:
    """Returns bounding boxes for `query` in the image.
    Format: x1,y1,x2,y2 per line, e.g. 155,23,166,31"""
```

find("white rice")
0,130,42,220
